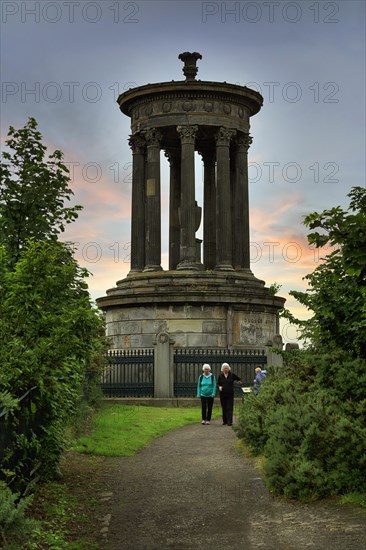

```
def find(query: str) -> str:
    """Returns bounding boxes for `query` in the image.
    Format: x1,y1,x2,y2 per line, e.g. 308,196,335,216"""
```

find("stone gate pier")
97,52,285,349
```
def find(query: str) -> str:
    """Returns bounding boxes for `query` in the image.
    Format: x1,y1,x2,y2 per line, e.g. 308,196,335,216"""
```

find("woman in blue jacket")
197,364,217,425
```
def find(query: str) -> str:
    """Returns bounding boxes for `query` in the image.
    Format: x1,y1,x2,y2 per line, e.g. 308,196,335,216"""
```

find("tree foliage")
282,186,366,357
236,187,366,501
236,350,366,500
0,240,107,493
0,117,82,265
0,118,108,499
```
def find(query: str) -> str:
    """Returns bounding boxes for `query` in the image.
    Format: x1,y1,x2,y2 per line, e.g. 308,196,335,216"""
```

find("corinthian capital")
177,125,198,144
235,133,253,152
142,128,163,147
164,148,180,166
215,127,237,146
128,133,146,154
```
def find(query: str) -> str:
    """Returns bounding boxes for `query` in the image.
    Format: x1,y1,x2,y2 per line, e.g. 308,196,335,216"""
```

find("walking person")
197,364,216,425
217,363,242,426
253,366,267,395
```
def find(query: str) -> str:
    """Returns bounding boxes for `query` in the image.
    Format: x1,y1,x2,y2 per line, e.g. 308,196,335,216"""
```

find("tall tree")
0,117,82,264
0,118,107,495
283,186,366,357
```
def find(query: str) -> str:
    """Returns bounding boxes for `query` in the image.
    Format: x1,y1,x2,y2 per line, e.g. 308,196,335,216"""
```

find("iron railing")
102,348,267,398
174,348,267,397
101,349,154,397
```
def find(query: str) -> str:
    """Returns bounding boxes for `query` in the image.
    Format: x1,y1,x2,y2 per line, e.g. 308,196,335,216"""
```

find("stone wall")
105,302,280,349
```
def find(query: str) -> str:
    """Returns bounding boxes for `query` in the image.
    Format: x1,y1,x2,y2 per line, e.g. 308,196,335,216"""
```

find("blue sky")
1,0,365,344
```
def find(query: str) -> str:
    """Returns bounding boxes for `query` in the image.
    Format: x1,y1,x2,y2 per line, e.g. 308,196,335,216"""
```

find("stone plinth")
97,271,285,349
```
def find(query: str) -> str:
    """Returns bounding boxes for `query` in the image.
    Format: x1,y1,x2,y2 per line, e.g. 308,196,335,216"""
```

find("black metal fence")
101,348,267,398
101,349,154,397
174,348,267,397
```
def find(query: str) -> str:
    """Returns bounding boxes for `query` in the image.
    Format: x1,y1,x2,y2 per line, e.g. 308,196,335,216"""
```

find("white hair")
202,363,211,371
221,362,231,371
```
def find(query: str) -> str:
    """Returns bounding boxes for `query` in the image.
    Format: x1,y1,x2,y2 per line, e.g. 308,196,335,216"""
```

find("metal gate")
101,349,154,397
174,348,267,397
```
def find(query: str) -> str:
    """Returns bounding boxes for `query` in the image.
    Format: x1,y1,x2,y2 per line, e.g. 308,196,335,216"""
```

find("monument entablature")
97,52,285,349
119,81,262,139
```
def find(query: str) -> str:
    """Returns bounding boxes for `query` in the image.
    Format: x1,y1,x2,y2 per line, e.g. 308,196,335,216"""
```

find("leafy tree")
0,117,82,265
0,118,108,496
0,240,107,492
283,186,366,357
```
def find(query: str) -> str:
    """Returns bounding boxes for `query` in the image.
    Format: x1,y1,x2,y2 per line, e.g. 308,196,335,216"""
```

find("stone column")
142,128,163,271
128,133,146,273
215,127,236,271
233,133,252,270
199,148,216,270
165,148,181,270
176,125,199,270
154,332,175,398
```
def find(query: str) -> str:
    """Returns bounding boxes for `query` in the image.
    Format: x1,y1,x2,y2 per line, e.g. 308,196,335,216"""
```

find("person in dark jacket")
217,362,242,426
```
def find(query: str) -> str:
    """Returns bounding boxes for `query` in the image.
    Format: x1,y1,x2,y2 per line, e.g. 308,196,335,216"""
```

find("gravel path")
99,417,366,550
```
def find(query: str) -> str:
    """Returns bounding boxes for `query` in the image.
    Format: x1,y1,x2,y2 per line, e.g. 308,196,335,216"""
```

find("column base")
214,263,235,272
143,264,163,272
235,267,253,275
176,260,202,271
128,268,144,276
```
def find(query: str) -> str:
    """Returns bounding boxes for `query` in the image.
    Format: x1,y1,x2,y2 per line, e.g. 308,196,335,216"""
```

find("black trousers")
201,396,214,421
220,393,234,424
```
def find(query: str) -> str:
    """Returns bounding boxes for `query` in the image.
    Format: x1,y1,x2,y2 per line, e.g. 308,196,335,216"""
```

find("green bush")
0,241,107,493
0,481,38,549
235,350,366,500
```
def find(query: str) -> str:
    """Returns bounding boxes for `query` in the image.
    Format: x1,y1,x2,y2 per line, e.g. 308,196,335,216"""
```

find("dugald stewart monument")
97,53,285,349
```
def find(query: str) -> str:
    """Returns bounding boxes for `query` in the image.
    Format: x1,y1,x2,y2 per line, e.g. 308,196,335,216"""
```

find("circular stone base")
96,270,285,349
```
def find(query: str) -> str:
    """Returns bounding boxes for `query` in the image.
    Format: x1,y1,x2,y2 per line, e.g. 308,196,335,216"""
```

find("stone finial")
178,52,202,81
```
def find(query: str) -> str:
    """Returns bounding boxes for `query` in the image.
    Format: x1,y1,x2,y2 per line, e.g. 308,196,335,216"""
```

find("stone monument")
97,52,285,349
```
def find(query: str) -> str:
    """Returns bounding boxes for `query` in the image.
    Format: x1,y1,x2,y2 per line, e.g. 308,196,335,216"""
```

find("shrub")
0,482,38,549
236,350,366,500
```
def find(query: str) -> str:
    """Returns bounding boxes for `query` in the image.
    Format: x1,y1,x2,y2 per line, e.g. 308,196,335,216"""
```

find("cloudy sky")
1,0,365,343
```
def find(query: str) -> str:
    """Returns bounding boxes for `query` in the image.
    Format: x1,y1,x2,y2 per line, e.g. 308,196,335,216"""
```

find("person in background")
253,366,267,395
197,364,217,425
217,363,242,426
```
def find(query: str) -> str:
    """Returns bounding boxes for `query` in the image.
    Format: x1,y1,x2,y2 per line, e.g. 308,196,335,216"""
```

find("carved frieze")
182,101,194,111
132,95,249,120
233,311,277,346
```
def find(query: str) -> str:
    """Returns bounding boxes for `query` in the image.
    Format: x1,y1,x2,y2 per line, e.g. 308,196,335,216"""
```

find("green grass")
339,493,366,509
71,403,222,456
21,482,98,550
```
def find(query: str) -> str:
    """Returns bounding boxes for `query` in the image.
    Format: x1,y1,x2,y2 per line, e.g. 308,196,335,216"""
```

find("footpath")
97,417,366,550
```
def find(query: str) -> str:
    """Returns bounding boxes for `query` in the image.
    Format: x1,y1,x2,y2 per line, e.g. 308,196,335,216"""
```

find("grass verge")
339,493,366,509
8,472,101,550
71,403,221,456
